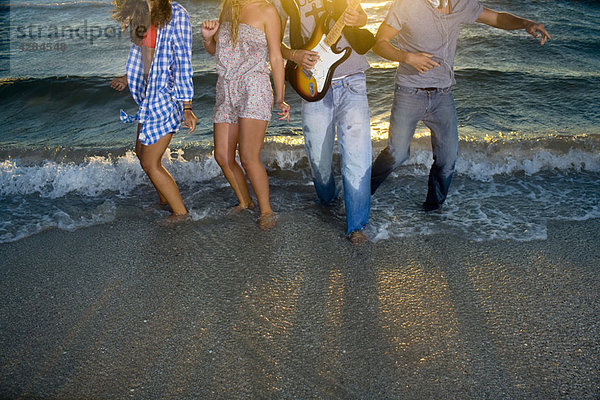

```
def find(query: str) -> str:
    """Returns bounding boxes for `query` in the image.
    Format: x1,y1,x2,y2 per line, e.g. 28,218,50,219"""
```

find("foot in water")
228,202,256,214
144,202,172,212
349,231,369,245
157,213,189,226
258,212,276,231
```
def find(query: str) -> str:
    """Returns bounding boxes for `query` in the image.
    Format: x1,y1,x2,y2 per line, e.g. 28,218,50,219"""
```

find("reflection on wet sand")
0,215,598,398
377,264,460,362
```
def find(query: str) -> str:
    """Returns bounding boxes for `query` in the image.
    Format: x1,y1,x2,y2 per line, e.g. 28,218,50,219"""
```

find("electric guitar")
286,0,361,102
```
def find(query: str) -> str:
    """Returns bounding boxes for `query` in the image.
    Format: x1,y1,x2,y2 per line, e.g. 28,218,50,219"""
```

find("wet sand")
1,208,599,399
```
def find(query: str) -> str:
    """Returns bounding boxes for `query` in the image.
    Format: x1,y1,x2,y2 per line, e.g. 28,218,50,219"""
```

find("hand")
405,52,440,74
110,75,127,91
201,20,219,44
343,8,363,27
182,109,197,133
276,101,290,121
524,20,551,45
293,49,320,70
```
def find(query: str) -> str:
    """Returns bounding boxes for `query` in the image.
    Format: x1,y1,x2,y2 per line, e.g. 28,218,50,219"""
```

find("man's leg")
422,88,459,211
335,74,372,234
371,85,425,194
302,90,337,205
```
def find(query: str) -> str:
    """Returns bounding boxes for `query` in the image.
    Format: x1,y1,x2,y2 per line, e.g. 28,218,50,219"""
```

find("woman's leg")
213,123,254,209
237,118,273,228
135,124,168,206
138,134,187,215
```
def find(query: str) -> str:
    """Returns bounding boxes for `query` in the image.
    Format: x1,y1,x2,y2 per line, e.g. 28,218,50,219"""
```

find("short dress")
213,22,273,124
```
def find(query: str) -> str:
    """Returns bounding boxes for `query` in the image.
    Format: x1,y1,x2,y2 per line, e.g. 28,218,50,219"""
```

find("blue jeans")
371,85,458,210
302,73,372,234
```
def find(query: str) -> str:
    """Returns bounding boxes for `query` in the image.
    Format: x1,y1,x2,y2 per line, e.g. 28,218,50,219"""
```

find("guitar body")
286,17,352,102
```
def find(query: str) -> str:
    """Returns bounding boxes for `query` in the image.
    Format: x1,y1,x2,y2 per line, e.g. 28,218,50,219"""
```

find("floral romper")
213,22,273,123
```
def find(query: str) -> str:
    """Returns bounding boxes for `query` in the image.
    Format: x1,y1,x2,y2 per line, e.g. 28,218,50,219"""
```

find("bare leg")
135,124,168,206
213,122,254,209
137,134,187,216
238,118,274,229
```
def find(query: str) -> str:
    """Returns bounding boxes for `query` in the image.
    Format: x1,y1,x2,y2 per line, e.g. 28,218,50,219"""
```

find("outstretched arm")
372,23,440,74
477,7,551,45
265,6,290,120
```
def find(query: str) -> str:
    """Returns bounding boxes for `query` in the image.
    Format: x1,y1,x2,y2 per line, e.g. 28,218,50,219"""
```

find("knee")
432,156,456,176
392,147,410,166
305,147,333,178
139,156,159,174
139,158,151,173
432,149,457,170
240,152,260,172
382,146,409,168
214,150,236,170
386,127,414,166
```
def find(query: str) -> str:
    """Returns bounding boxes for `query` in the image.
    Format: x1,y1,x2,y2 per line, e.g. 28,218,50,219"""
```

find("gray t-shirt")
385,0,483,88
272,0,370,78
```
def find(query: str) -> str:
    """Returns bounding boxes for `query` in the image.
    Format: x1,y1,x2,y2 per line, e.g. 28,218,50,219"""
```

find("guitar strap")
280,0,305,49
326,0,375,54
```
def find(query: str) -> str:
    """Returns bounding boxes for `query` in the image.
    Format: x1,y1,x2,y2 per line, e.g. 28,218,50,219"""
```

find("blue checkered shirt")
121,1,194,145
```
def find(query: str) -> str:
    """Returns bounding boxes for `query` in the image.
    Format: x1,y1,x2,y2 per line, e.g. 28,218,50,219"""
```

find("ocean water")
0,0,599,243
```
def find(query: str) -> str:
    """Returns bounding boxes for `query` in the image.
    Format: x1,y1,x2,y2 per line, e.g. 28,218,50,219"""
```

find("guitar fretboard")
323,0,361,48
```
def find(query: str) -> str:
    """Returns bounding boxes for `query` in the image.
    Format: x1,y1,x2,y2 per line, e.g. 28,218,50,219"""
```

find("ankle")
260,208,273,217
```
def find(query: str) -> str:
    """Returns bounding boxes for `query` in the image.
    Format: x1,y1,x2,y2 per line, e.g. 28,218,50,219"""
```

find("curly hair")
112,0,172,45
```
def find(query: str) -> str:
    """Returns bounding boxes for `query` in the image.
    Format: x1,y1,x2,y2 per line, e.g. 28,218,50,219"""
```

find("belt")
418,87,438,91
332,72,365,81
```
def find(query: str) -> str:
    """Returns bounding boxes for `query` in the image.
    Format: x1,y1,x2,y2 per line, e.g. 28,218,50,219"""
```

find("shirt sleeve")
384,0,404,31
462,0,484,23
172,6,194,102
125,44,145,105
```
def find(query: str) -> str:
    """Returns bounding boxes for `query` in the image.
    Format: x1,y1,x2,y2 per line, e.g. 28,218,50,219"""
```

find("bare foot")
144,202,172,212
228,202,256,214
157,213,189,226
349,231,369,245
258,212,276,231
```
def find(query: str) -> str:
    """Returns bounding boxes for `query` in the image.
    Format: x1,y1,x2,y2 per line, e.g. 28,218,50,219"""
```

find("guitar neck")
323,0,361,48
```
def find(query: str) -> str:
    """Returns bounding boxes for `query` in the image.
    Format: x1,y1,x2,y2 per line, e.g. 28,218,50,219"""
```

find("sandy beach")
2,0,600,397
0,206,598,399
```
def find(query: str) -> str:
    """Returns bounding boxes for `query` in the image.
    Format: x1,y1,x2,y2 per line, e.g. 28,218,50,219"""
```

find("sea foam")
1,140,598,198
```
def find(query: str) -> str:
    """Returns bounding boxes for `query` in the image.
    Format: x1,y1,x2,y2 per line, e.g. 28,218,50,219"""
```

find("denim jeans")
371,85,458,210
302,73,372,234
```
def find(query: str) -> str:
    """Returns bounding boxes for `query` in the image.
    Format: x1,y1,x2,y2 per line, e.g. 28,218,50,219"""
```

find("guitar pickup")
301,69,313,79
